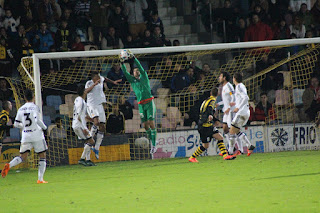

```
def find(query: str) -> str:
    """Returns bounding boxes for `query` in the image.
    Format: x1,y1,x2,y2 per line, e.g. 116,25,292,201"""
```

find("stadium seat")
149,79,162,96
59,104,73,118
157,88,170,98
10,128,21,140
65,94,78,106
166,107,183,128
293,89,304,106
154,98,168,115
125,119,140,133
155,109,163,127
43,115,52,126
43,105,57,121
46,95,62,111
132,109,140,119
275,90,290,106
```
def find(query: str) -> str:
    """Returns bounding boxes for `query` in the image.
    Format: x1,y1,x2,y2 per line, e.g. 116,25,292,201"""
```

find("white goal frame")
23,37,320,117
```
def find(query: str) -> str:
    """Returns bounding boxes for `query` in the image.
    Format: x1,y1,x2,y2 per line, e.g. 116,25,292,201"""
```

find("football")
120,49,129,61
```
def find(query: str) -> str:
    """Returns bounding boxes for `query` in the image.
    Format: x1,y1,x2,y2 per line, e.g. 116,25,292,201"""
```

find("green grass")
0,151,319,212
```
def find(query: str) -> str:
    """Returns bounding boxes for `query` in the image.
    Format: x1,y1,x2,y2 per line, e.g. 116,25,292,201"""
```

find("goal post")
15,37,320,167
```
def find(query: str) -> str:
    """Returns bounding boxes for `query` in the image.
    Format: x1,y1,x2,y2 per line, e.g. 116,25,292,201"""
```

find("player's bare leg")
37,151,48,184
2,152,28,178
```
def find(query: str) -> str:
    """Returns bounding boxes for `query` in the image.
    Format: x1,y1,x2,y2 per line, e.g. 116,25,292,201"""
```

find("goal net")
9,38,320,168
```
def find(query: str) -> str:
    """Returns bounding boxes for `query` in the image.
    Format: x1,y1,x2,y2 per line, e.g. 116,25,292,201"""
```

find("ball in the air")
120,50,129,61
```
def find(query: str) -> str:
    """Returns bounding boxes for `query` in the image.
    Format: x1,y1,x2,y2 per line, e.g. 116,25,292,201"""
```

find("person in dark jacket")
171,67,195,93
141,29,154,48
118,96,133,120
106,104,125,134
108,6,129,41
254,92,276,122
33,22,54,52
55,20,73,51
147,12,164,33
107,63,125,89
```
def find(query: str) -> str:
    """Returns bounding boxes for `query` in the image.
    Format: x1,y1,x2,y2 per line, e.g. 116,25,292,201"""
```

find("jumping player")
1,90,48,183
85,72,121,159
229,73,255,156
119,50,157,154
188,88,236,162
72,85,96,166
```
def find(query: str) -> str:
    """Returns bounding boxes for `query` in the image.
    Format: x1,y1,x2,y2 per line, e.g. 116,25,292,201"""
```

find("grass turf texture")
0,151,319,212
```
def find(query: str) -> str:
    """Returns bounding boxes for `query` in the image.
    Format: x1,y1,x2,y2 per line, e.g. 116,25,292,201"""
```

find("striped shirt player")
120,50,157,154
1,90,48,183
72,85,95,166
188,88,236,163
229,73,255,156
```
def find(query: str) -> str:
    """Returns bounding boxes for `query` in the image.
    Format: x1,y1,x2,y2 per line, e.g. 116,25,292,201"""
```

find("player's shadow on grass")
254,172,320,180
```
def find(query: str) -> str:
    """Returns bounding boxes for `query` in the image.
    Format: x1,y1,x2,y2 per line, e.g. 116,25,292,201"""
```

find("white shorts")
223,112,234,128
73,127,92,140
231,112,250,129
20,139,48,154
87,104,106,123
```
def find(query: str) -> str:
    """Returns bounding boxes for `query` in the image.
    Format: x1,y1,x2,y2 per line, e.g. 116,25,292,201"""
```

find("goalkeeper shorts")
138,100,156,123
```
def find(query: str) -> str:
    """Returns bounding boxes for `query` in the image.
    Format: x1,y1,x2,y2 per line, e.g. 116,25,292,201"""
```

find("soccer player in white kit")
229,73,255,156
1,90,48,184
85,72,121,159
72,85,96,166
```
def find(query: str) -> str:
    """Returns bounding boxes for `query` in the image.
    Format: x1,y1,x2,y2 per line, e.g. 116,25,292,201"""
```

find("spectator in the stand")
38,0,60,32
147,12,164,33
200,0,213,32
233,17,247,42
0,27,9,40
289,16,306,38
124,0,148,39
171,67,195,93
107,63,125,89
145,0,158,20
302,76,320,121
152,26,171,47
201,63,212,76
61,9,76,32
189,61,201,80
10,25,28,50
251,4,269,24
58,0,75,12
305,29,313,38
20,38,34,59
74,0,91,30
298,3,315,31
101,26,124,49
33,22,54,53
214,0,237,41
71,35,85,51
251,0,269,13
253,92,276,122
123,35,139,48
288,33,304,55
289,0,311,12
3,9,20,33
0,38,13,77
106,104,125,134
173,39,180,46
0,79,13,101
273,19,291,40
244,14,273,41
108,6,128,40
90,0,111,46
118,95,133,120
141,29,154,48
55,20,73,51
311,0,320,29
19,0,35,30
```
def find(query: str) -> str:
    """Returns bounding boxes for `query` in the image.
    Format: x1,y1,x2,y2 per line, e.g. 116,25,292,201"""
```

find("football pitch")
0,151,319,212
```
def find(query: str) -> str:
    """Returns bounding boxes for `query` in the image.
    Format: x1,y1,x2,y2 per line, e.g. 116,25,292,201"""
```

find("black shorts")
198,126,219,143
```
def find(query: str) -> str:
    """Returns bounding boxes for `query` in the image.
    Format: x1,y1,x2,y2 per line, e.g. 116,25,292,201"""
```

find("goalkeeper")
119,50,157,154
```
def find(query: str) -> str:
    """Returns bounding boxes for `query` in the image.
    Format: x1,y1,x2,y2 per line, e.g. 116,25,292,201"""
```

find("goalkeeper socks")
228,134,236,154
237,132,252,147
81,143,91,160
9,156,23,168
146,128,151,140
191,145,206,158
217,140,228,157
95,131,104,150
237,137,244,153
90,125,98,137
38,158,46,181
150,129,157,146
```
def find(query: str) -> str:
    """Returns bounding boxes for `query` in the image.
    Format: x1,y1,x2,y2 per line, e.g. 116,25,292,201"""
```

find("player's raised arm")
119,52,135,83
127,50,146,74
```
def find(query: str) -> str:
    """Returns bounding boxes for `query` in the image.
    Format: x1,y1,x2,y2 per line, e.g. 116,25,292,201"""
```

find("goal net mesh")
8,43,320,167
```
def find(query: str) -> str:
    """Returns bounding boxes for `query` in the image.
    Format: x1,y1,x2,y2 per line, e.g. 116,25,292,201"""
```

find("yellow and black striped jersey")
0,110,10,140
198,96,217,128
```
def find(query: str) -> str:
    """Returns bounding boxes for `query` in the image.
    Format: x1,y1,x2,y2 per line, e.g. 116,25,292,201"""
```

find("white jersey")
85,76,106,106
221,82,235,112
72,96,87,130
234,83,250,115
14,102,46,143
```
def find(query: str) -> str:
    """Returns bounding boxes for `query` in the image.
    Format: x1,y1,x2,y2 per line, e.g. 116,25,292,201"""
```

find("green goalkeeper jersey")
121,58,153,104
